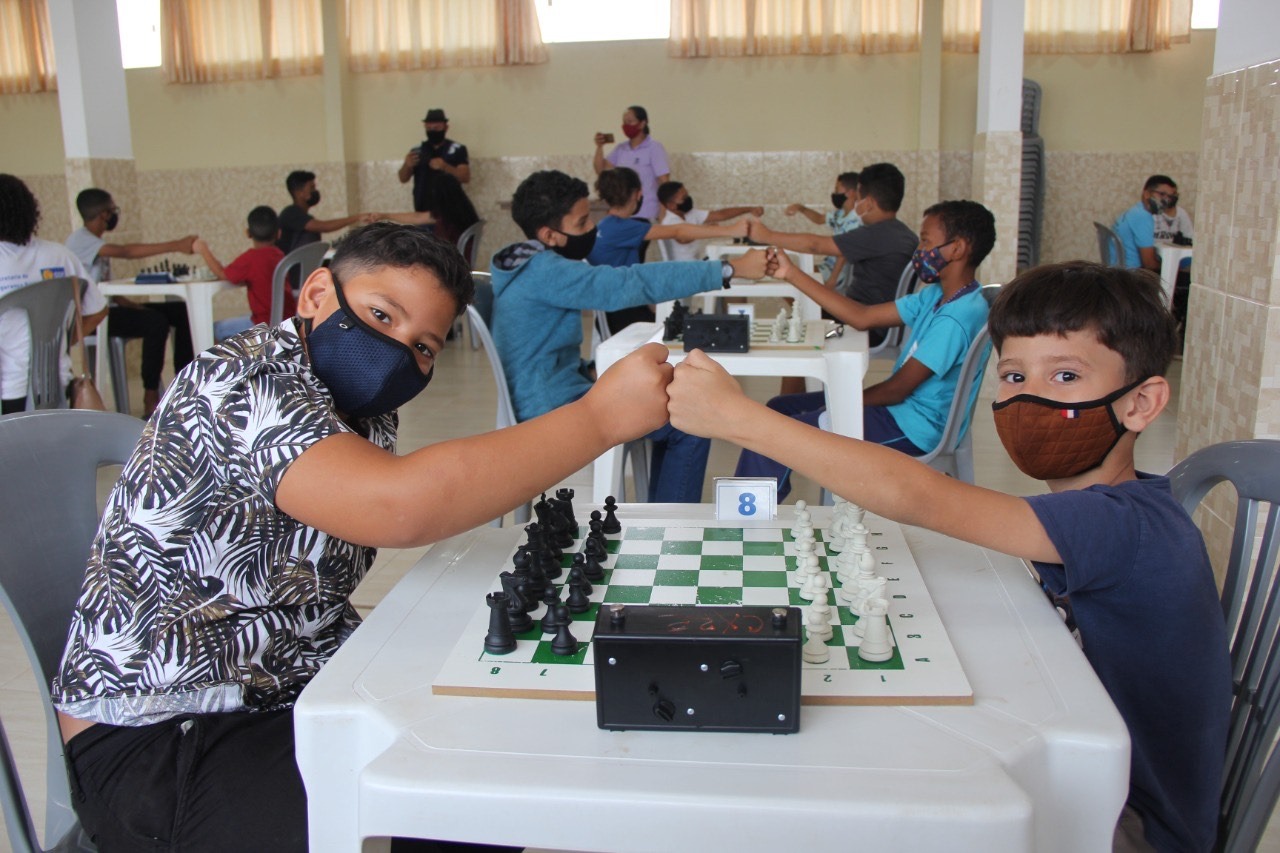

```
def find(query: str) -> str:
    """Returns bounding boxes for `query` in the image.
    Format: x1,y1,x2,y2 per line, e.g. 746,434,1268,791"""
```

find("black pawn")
540,596,564,634
566,570,592,614
584,530,607,563
602,496,622,534
550,606,578,656
583,548,606,583
483,592,517,655
541,581,562,609
569,555,594,595
515,548,545,601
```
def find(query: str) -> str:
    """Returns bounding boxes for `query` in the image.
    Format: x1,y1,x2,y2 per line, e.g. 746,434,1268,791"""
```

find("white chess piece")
792,538,816,586
857,598,894,662
803,629,830,664
790,500,811,539
847,502,866,527
805,605,832,643
800,566,829,602
786,313,803,343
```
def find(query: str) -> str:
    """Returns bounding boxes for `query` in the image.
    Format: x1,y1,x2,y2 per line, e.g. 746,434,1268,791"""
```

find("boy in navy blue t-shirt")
667,260,1231,853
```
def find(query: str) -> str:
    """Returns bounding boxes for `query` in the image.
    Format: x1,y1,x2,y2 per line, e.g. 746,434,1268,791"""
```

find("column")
969,0,1023,284
46,0,141,244
915,0,943,213
1173,0,1280,573
321,0,357,212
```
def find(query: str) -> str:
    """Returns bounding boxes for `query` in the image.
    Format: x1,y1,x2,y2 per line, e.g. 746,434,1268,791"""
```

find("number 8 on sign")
714,477,777,521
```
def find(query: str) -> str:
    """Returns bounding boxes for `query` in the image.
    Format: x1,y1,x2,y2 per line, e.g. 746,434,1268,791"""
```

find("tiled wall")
1174,57,1280,580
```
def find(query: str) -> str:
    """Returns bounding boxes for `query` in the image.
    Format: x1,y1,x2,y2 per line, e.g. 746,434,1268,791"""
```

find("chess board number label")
714,477,777,520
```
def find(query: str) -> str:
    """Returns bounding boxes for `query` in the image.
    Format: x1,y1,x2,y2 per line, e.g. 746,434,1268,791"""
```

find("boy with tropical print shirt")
51,223,676,852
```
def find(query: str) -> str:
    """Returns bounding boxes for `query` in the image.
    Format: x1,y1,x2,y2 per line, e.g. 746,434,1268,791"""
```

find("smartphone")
600,132,615,144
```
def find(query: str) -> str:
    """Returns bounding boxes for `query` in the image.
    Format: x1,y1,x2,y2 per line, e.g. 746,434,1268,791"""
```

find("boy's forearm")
780,265,874,328
196,245,227,280
756,226,836,257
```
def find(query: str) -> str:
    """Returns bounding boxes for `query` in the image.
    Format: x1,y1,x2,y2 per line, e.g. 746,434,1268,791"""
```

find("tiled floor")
0,317,1274,852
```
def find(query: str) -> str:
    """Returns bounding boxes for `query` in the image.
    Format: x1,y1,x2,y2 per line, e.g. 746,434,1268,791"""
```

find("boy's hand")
728,248,770,280
784,204,803,217
746,219,772,243
178,235,198,254
192,237,208,254
773,247,796,280
727,220,749,239
668,349,748,440
583,342,674,445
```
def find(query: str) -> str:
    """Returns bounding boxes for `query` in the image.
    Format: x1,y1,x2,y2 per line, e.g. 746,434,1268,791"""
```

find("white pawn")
857,598,894,662
790,500,811,539
800,566,829,602
858,545,879,580
786,312,803,343
847,502,866,527
803,629,830,664
792,539,816,586
805,605,832,643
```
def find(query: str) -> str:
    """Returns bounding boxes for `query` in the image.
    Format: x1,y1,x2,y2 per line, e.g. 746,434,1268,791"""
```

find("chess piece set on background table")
792,498,894,665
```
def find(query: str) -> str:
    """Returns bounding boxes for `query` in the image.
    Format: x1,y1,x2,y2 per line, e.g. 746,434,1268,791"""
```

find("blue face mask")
911,240,954,284
304,274,434,418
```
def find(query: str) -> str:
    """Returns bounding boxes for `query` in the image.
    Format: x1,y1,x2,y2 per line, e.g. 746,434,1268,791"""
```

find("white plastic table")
1153,242,1192,309
294,503,1130,853
96,278,235,411
591,321,868,504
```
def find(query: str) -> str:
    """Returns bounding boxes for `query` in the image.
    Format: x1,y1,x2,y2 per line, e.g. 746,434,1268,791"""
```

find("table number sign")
715,477,777,520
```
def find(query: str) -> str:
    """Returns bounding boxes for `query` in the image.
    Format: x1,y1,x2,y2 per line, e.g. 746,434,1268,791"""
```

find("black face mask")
551,226,597,261
677,197,694,214
831,193,847,210
105,212,119,231
426,130,446,145
634,195,644,216
307,190,321,207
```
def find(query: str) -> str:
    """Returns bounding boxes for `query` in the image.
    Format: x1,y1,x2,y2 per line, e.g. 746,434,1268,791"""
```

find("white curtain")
669,0,920,57
0,0,56,94
163,0,324,84
346,0,548,72
943,0,1193,54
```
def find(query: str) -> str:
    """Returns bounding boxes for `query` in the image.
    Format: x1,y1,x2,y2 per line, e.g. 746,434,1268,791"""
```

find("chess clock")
593,603,802,733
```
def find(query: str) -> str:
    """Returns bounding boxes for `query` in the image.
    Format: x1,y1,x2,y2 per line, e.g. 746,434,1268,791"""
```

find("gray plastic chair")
1094,221,1124,266
455,221,485,269
868,262,919,362
0,409,144,852
271,241,329,326
0,278,77,411
1169,439,1280,853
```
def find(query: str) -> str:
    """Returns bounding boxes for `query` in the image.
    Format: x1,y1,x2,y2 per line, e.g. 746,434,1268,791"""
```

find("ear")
1116,376,1170,433
295,267,335,320
949,236,972,264
244,228,252,240
535,225,562,248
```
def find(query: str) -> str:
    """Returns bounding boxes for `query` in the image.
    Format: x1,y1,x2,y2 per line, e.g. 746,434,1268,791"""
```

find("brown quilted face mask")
991,378,1144,481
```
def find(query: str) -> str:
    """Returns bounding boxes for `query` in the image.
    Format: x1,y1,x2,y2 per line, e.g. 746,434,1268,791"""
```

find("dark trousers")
64,710,523,853
108,302,194,391
734,390,925,500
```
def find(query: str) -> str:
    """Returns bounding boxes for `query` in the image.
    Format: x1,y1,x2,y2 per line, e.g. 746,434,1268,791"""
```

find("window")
1191,0,1218,29
533,0,669,43
117,0,161,69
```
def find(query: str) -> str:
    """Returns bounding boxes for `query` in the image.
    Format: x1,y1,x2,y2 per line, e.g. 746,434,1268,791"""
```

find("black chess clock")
593,603,802,733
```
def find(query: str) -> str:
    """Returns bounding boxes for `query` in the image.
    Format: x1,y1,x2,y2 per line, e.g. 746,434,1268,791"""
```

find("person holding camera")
593,105,669,223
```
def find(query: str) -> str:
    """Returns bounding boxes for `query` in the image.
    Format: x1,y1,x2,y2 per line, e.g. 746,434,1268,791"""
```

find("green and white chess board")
432,514,973,705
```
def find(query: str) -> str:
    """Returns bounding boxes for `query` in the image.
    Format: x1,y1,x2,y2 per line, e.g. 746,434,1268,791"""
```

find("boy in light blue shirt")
1112,174,1177,270
735,200,994,499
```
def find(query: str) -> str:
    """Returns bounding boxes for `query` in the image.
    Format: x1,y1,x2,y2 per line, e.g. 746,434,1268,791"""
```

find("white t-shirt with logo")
0,238,103,399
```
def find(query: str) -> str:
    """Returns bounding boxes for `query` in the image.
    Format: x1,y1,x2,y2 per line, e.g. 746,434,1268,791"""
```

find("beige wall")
2,31,1214,267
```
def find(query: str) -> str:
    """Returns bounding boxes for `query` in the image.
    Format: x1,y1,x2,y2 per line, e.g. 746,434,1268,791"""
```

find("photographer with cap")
398,107,472,213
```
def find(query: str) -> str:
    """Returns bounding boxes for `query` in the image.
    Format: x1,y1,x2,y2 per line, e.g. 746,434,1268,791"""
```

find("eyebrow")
369,291,446,351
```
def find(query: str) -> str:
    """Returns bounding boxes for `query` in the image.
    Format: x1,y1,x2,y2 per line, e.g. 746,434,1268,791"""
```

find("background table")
1153,242,1192,309
294,503,1130,853
96,278,234,410
591,321,869,503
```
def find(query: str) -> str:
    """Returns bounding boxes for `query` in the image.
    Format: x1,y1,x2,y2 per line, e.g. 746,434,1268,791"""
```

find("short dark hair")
837,171,860,193
511,170,590,240
0,174,40,245
657,181,684,206
627,105,650,135
75,188,113,222
856,163,905,212
1144,174,1176,191
286,170,316,194
246,206,279,242
329,222,475,319
595,167,641,208
923,200,996,269
989,261,1178,383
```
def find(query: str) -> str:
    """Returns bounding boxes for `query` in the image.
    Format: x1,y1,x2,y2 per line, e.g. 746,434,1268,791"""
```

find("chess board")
665,319,828,352
432,513,973,706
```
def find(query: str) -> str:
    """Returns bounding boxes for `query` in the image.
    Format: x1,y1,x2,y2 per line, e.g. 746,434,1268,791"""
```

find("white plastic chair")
455,221,485,269
0,277,77,411
0,409,144,852
867,262,919,363
1170,439,1280,853
1094,221,1124,267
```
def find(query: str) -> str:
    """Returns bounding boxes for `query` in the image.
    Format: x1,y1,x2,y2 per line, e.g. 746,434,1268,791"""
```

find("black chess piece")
554,488,578,536
541,581,562,609
513,548,545,600
583,548,606,583
540,596,564,634
499,572,534,632
550,606,578,656
483,592,517,655
535,493,574,550
602,496,622,535
568,556,594,596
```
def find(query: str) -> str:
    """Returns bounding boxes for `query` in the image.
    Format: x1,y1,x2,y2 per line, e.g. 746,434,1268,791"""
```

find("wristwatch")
720,260,735,288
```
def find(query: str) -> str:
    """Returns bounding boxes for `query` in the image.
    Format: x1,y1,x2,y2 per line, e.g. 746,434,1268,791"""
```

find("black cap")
423,108,447,122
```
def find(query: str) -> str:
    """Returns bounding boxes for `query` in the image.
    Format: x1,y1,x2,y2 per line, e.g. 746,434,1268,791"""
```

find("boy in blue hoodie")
491,169,773,502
